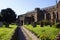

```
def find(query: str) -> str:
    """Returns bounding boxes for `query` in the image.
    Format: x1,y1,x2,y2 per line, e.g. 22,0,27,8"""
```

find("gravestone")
0,22,3,27
56,23,60,28
40,21,44,27
32,22,37,27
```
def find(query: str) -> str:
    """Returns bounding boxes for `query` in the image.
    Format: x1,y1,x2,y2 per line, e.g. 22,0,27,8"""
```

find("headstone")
32,22,36,27
41,21,44,27
56,23,60,28
0,22,3,27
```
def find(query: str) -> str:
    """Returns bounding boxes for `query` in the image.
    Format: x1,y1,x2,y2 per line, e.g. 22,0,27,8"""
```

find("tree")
1,8,17,27
0,13,2,21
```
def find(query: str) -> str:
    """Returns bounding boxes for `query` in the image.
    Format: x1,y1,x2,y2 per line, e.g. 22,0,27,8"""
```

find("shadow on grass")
6,27,13,28
0,26,13,29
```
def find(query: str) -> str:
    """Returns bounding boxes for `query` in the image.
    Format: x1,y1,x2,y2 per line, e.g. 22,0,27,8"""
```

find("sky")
0,0,59,16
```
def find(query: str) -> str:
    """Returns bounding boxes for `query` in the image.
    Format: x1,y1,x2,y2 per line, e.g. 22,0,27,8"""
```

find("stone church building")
19,1,60,25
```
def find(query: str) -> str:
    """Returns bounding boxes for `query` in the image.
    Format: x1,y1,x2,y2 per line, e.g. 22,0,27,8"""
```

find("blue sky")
0,0,59,15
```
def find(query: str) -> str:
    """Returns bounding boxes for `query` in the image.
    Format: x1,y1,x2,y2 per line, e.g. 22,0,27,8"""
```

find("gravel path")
22,26,40,40
11,26,40,40
11,26,30,40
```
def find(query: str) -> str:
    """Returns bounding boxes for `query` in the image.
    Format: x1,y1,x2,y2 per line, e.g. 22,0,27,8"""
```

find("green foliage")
0,24,17,40
1,8,17,27
42,20,51,26
24,25,60,40
56,23,60,28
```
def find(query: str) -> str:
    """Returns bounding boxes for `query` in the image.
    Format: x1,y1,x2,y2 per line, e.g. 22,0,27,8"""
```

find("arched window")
56,12,58,19
39,11,44,20
31,15,34,22
46,13,51,20
53,12,56,19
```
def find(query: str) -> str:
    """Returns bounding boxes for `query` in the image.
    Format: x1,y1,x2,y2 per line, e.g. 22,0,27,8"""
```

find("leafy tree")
1,8,17,27
0,13,2,21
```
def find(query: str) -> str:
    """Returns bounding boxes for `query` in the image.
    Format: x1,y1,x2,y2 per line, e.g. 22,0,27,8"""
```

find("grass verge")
0,24,17,40
24,25,60,40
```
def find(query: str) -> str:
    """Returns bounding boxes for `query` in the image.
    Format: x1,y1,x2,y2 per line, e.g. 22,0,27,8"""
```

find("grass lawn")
24,25,60,40
0,24,17,40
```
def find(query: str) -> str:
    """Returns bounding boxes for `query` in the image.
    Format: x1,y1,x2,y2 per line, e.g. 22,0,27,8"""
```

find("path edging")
22,26,40,40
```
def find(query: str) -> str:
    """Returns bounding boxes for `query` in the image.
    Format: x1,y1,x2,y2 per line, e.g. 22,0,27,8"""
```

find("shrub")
40,20,52,26
56,23,60,28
